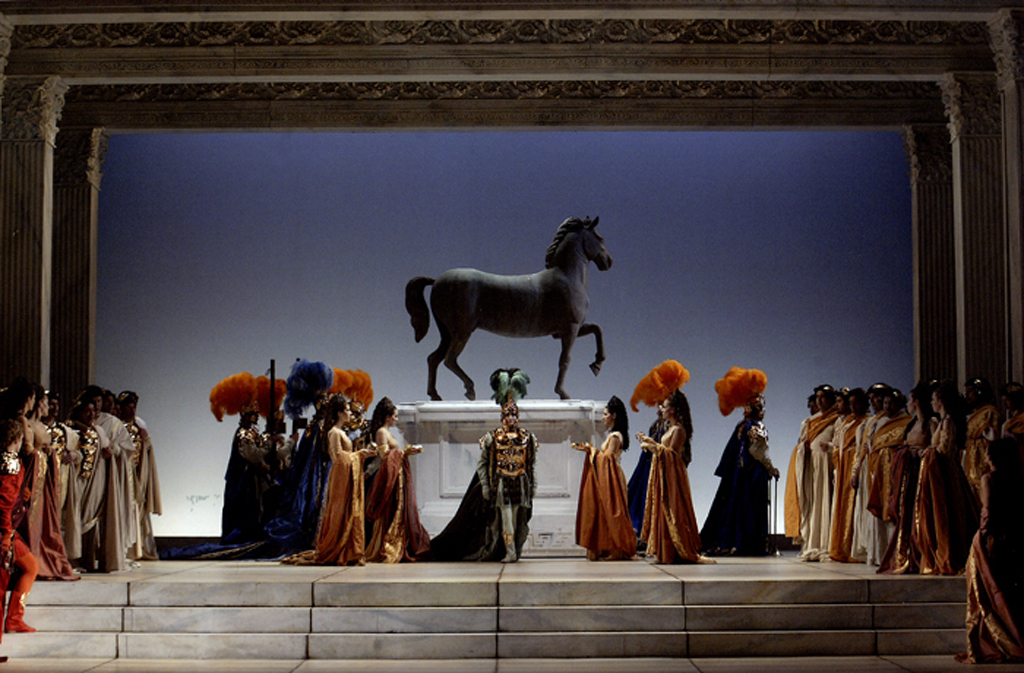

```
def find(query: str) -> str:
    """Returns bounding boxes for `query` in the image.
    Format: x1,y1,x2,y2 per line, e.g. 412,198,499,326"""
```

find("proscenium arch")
0,4,1021,409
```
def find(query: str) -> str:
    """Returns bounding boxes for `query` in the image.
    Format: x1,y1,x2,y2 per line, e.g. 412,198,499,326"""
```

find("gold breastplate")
49,423,68,461
0,450,20,476
126,422,143,467
77,427,100,477
493,428,528,478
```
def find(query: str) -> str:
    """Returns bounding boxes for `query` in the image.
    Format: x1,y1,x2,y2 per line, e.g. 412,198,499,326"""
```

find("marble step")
2,626,965,660
24,601,967,634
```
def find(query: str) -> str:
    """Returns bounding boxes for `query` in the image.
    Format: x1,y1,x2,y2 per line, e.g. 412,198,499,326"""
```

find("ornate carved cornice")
940,72,1000,142
1,75,68,144
989,9,1023,88
65,79,942,103
903,124,952,183
54,127,108,188
8,19,992,50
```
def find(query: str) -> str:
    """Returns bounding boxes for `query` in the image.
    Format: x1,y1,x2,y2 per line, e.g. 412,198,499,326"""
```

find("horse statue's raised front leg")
554,330,577,400
577,323,605,376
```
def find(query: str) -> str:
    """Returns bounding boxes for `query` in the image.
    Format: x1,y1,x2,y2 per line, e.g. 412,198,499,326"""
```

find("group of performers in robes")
193,362,432,566
579,362,779,564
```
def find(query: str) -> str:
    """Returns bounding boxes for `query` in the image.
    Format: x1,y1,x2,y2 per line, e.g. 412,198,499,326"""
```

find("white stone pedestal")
396,400,602,556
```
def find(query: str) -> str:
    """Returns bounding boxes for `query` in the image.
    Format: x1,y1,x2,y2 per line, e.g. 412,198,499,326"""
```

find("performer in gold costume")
858,388,912,566
573,395,636,561
430,369,538,563
829,388,869,563
962,378,1001,504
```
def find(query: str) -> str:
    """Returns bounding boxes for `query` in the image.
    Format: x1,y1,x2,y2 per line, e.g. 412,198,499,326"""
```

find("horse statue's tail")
405,276,435,343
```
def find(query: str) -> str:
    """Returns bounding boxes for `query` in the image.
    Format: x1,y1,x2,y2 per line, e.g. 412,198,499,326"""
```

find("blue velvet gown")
700,419,771,556
264,423,331,551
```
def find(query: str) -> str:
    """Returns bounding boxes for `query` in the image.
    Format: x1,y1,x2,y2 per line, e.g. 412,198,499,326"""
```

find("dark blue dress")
700,419,771,556
627,419,665,536
264,424,331,551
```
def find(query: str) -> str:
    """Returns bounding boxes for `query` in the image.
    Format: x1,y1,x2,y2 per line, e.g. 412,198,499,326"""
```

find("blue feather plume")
284,359,334,419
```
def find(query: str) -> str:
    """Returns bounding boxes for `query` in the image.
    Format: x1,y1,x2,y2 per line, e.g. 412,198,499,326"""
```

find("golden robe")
829,415,866,562
963,405,1000,504
642,445,702,564
575,438,636,561
314,429,368,566
913,419,980,575
784,409,838,541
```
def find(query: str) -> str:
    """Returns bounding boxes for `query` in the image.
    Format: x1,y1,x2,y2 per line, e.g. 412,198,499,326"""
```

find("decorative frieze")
1,75,68,144
940,72,1001,143
9,19,990,50
989,9,1024,88
65,79,942,103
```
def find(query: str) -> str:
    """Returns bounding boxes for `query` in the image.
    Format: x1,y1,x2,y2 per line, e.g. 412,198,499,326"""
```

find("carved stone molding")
903,124,952,183
54,127,107,188
1,75,68,144
66,79,942,104
940,72,1000,142
9,19,991,50
0,16,12,102
989,9,1024,88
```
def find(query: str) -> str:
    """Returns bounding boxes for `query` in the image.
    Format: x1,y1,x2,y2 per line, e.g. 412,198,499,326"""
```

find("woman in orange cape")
638,389,708,564
574,396,636,561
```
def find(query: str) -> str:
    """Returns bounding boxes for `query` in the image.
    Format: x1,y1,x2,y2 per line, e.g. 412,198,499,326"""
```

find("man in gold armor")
477,397,537,563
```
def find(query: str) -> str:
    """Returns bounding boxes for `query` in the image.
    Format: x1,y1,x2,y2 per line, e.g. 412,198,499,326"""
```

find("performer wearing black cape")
431,369,537,562
701,367,779,557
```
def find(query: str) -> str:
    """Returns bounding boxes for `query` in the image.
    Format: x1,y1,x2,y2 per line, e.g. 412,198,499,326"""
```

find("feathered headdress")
283,360,334,419
210,372,258,422
715,366,768,416
332,368,373,409
256,375,287,419
490,368,530,408
630,360,690,412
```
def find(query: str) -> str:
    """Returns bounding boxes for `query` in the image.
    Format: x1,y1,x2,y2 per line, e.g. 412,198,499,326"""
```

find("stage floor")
0,655,1020,673
9,552,1019,671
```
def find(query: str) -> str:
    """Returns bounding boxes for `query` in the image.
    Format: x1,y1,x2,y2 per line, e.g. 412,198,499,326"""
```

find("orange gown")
913,417,980,575
313,428,368,566
641,434,702,564
575,433,636,561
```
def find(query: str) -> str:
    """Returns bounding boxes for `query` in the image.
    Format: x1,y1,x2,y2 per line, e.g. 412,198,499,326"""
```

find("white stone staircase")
3,557,966,659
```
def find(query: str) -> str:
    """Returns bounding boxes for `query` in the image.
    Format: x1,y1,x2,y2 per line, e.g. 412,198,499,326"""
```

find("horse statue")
405,216,613,401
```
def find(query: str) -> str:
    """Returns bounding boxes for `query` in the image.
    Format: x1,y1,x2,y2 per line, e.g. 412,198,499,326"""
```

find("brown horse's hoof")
589,362,602,376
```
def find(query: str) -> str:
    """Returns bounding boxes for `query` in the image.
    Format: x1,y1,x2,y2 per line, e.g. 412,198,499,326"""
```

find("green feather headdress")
489,368,530,406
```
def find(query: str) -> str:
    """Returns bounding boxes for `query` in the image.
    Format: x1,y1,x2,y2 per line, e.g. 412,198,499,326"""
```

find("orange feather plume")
255,376,287,419
630,360,691,412
209,372,257,422
329,368,374,409
715,367,768,416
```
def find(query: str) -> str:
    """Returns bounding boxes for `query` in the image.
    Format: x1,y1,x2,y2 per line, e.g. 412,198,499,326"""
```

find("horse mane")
544,217,585,269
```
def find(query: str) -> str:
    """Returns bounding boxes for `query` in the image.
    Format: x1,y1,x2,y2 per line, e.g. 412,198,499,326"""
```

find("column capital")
990,9,1024,88
903,124,952,185
55,128,109,190
939,72,1001,144
1,76,69,146
0,14,13,104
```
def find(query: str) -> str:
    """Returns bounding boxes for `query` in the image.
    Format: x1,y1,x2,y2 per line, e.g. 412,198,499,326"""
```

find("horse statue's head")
545,216,613,272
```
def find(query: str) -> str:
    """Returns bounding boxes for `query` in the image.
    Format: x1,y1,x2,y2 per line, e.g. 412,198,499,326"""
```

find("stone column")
0,75,68,386
51,128,106,406
990,9,1024,383
940,72,1007,388
904,124,957,382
